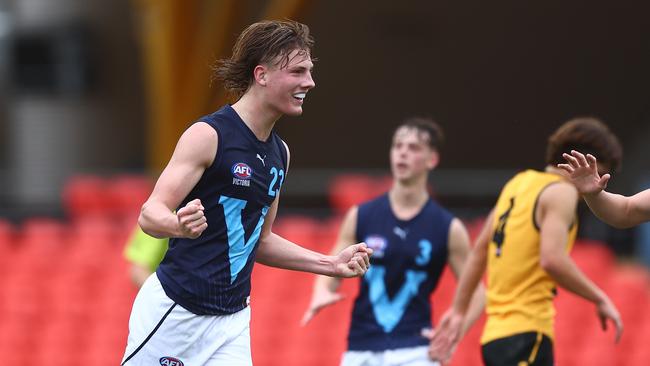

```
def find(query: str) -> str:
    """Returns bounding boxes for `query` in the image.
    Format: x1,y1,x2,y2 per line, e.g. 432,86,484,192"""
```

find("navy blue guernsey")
347,194,453,351
156,105,287,315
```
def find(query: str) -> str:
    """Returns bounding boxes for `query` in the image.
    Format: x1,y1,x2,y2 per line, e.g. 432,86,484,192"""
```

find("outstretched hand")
301,286,345,326
333,243,373,278
424,308,465,364
557,150,610,196
596,297,624,344
176,198,207,238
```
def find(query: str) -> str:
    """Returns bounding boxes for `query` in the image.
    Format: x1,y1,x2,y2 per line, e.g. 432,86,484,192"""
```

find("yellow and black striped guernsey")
481,170,577,344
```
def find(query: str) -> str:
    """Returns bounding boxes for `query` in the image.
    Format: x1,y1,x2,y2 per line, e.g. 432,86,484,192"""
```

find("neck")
389,179,429,208
231,92,281,141
544,165,568,179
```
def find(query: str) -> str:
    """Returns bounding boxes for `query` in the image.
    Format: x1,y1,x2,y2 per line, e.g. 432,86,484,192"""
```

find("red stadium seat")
0,218,16,247
34,318,86,365
66,216,122,275
81,321,129,364
463,216,487,240
328,174,372,214
69,215,118,244
62,175,111,219
105,175,153,220
17,218,69,277
272,215,320,247
312,216,343,252
0,316,37,363
570,240,615,283
20,217,67,245
0,219,18,278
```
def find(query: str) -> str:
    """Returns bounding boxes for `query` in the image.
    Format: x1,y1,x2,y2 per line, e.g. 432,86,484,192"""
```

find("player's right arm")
445,219,486,337
429,209,494,363
301,206,358,325
537,181,623,343
139,122,215,239
559,150,650,228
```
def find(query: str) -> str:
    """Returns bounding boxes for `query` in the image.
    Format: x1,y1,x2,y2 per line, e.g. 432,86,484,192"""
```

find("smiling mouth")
293,92,306,101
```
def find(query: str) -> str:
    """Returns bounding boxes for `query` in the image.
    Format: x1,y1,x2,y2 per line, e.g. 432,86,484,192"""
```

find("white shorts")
121,273,252,366
341,346,441,366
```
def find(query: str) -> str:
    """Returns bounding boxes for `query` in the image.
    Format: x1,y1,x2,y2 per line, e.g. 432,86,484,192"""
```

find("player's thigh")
207,308,252,366
121,274,228,366
122,273,181,365
481,332,553,366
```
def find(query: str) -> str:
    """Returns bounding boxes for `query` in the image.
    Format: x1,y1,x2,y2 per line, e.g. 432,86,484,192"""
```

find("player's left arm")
254,142,372,277
584,189,650,229
538,182,623,342
560,150,650,228
446,218,486,336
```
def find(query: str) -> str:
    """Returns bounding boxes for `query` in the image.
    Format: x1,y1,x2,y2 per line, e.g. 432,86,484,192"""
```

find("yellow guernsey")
481,170,577,344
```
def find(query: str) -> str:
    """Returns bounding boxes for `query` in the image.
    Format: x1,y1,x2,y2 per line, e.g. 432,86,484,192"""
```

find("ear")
427,150,440,170
253,65,267,86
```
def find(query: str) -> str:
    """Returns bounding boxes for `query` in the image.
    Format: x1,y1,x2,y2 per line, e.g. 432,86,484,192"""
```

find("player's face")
390,127,438,182
262,49,315,116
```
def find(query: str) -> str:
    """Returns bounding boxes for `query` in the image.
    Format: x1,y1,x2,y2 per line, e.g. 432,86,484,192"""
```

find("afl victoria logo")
365,235,387,258
232,162,253,179
160,357,184,366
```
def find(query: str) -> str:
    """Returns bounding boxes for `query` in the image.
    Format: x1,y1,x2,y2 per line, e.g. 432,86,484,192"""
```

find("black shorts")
481,332,553,366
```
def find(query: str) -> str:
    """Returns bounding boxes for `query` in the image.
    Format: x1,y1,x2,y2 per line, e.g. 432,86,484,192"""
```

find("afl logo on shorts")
159,357,184,366
232,162,253,179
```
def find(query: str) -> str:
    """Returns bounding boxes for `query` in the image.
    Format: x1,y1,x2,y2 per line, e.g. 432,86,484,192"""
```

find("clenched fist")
176,198,208,238
333,243,373,278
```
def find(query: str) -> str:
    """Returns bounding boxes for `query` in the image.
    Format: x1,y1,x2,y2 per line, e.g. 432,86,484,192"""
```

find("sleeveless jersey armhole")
532,181,562,232
276,136,289,170
196,120,224,171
